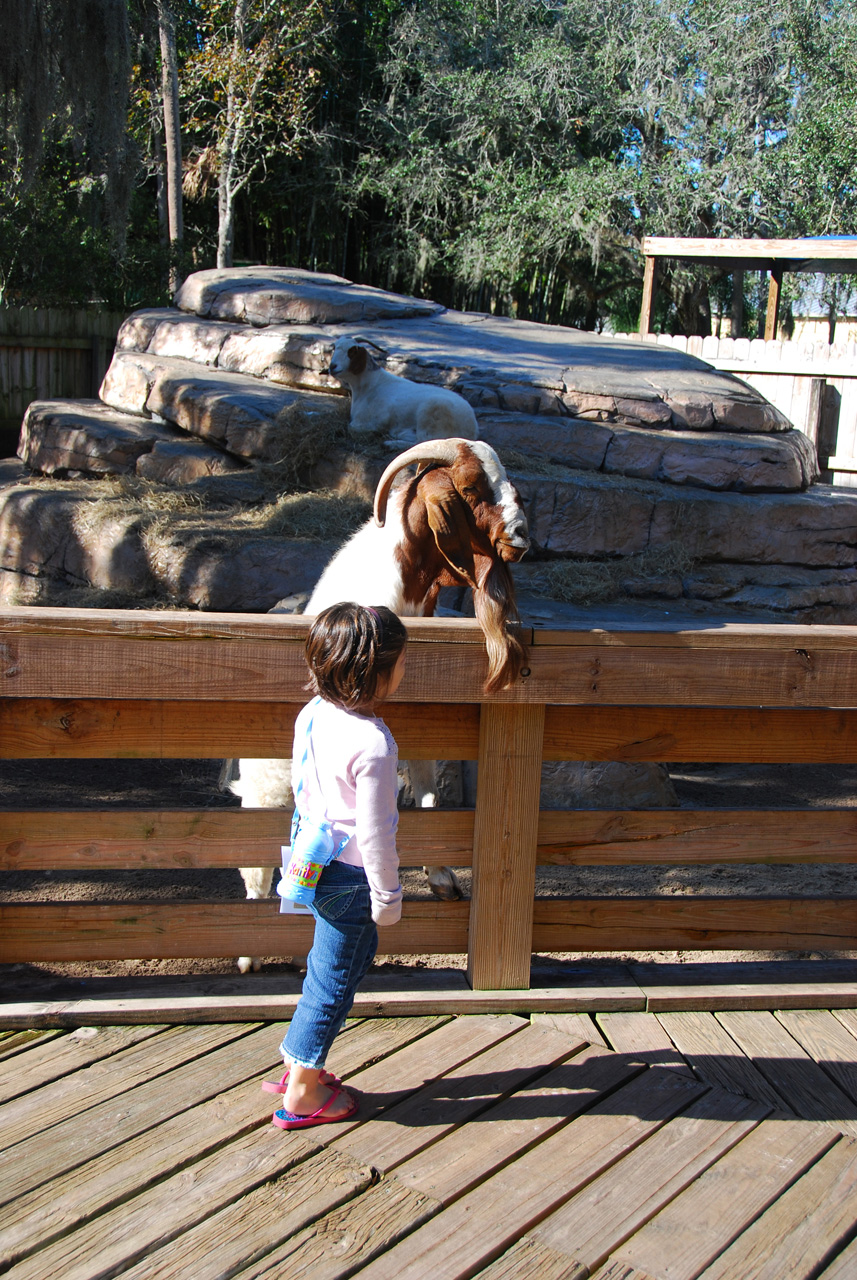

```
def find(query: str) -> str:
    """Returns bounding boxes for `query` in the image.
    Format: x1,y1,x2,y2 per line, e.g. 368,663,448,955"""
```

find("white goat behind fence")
327,336,480,447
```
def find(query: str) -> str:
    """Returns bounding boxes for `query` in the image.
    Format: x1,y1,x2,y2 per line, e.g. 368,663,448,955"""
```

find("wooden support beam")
639,256,658,335
468,704,545,990
732,269,744,339
765,265,783,341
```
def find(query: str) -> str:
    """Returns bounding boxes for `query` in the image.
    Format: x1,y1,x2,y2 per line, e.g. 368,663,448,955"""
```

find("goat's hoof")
236,956,253,974
424,866,464,901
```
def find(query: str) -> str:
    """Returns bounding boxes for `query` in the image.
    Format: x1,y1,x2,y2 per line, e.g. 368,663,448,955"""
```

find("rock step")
476,411,817,493
18,399,248,480
174,266,444,325
101,350,349,462
515,468,857,568
98,345,810,492
0,479,339,611
115,308,335,392
513,560,857,625
3,469,856,622
118,266,793,435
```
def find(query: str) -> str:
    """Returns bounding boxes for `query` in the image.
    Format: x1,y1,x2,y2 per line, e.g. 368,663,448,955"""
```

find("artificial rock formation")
4,264,857,621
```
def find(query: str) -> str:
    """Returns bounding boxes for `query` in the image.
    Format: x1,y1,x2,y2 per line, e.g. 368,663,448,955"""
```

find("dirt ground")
2,755,857,999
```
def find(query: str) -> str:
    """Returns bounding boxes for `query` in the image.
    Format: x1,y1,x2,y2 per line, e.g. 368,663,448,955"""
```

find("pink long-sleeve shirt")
292,696,403,925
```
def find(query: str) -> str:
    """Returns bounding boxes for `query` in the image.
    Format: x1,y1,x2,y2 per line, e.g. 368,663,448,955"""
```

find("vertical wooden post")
467,702,545,990
639,256,658,336
732,270,744,338
765,265,783,341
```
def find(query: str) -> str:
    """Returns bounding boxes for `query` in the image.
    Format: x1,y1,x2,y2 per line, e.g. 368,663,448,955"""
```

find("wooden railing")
2,607,857,990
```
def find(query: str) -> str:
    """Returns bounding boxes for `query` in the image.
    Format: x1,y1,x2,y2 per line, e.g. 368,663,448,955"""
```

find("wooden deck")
4,1000,857,1278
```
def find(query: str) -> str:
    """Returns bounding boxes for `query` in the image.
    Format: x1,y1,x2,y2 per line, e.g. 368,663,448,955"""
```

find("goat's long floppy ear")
347,345,372,375
422,474,477,588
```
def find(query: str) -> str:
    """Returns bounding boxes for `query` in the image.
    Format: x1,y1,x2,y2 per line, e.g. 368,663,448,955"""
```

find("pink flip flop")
272,1085,358,1130
261,1068,341,1095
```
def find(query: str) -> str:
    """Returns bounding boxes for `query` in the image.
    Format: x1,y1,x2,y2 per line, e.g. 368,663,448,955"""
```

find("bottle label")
284,858,323,888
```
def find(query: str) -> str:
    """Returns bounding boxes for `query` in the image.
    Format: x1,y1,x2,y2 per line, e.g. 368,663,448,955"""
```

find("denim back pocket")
314,886,359,922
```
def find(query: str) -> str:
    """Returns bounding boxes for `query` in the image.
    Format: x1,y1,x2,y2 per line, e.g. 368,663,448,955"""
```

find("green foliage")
0,0,854,331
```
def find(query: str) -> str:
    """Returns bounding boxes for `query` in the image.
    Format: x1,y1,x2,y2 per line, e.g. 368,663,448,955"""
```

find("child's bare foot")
262,1064,340,1095
282,1063,355,1120
283,1080,355,1119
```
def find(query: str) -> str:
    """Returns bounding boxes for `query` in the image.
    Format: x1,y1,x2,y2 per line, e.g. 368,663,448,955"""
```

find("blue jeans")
280,860,377,1070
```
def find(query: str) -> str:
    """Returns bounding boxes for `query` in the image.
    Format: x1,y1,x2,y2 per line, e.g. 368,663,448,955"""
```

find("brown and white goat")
327,337,479,447
232,438,530,971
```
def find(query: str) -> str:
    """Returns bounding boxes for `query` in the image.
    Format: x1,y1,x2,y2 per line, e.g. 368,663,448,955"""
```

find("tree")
182,0,334,268
347,0,820,332
0,0,135,302
157,0,185,291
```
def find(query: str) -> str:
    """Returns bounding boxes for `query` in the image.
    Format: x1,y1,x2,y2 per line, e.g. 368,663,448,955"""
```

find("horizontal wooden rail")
2,895,854,963
0,900,469,962
5,701,857,762
531,897,857,953
543,706,857,762
4,608,857,707
0,700,480,759
0,809,475,869
5,807,857,870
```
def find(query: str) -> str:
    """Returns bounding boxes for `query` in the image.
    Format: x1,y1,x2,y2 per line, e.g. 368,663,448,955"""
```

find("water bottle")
279,815,337,906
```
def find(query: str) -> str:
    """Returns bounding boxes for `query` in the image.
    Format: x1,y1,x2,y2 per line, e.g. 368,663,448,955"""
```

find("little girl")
265,601,408,1130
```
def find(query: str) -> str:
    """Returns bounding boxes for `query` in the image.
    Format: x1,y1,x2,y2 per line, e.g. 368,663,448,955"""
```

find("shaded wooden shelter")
639,236,857,340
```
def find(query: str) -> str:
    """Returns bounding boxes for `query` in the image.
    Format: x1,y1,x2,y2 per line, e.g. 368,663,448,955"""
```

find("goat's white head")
374,438,530,576
327,336,384,381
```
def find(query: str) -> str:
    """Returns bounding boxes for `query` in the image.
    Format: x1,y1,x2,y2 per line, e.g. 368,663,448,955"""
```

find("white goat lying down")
232,438,530,972
327,336,479,446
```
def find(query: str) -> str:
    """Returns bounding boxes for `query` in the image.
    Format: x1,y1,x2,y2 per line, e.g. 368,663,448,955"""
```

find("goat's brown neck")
395,473,527,690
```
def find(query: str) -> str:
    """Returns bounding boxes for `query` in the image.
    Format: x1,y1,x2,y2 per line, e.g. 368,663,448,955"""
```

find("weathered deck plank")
352,1069,704,1280
113,1146,377,1280
0,1016,443,1271
333,1019,588,1175
596,1012,696,1076
474,1238,587,1280
776,1008,857,1104
696,1136,857,1280
716,1009,857,1135
528,1088,769,1274
0,1022,253,1154
230,1178,440,1280
393,1044,645,1206
0,1022,165,1104
818,1231,857,1279
0,1028,62,1061
3,1127,334,1280
0,1023,287,1204
597,1119,838,1280
655,1010,793,1110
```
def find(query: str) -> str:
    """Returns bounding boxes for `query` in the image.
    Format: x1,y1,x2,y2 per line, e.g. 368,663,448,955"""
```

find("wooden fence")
1,606,857,991
0,307,126,444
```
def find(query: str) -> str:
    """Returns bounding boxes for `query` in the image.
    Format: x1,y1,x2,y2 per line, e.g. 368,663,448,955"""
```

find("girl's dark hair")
305,603,408,710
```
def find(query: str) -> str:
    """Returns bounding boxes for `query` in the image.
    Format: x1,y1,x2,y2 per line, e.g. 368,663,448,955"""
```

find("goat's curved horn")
373,438,470,527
